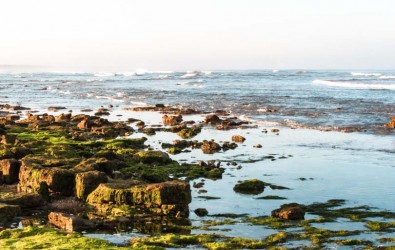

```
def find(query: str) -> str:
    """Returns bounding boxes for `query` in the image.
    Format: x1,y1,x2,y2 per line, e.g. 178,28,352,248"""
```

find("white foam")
201,70,212,75
94,72,115,77
351,72,381,77
238,115,281,126
313,79,395,90
180,72,198,79
379,75,395,79
121,72,136,76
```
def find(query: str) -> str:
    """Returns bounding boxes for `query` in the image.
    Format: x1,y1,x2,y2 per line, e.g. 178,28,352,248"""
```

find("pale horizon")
1,0,395,71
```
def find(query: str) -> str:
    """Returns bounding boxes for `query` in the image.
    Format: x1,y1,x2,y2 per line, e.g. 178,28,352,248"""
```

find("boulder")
231,135,246,143
271,206,305,220
194,208,208,217
201,141,221,154
233,179,266,195
162,115,183,126
0,203,21,223
75,171,108,200
48,212,94,232
1,159,21,184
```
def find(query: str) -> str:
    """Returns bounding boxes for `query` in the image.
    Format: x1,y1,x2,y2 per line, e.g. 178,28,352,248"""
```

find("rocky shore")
0,104,394,249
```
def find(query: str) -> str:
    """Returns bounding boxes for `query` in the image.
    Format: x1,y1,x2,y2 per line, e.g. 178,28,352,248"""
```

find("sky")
0,0,394,71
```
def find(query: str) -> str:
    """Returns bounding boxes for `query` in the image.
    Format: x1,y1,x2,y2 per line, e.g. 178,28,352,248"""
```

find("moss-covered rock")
233,179,266,195
75,171,108,200
134,151,172,165
177,126,201,139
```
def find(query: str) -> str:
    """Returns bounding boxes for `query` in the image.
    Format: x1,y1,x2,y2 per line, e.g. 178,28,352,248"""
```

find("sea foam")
313,79,395,90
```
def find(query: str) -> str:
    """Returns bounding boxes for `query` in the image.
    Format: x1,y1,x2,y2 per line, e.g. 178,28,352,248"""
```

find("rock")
87,180,191,217
271,206,305,220
201,140,221,154
77,118,92,130
0,193,44,208
162,115,183,126
204,114,222,125
231,135,246,143
1,159,21,184
55,113,71,122
233,179,266,195
222,141,238,151
254,144,262,148
134,151,172,165
0,203,21,223
94,108,110,116
75,171,108,200
385,117,395,128
48,212,95,232
271,129,280,133
194,208,208,217
18,159,75,196
177,125,201,139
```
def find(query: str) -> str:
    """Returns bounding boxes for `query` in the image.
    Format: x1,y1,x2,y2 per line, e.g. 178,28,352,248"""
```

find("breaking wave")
313,80,395,90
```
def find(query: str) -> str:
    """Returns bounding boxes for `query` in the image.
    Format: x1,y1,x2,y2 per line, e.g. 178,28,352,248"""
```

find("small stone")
254,144,262,148
271,206,305,220
231,135,246,143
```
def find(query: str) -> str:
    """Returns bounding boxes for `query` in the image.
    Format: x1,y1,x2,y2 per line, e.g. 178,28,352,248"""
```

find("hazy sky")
1,0,394,71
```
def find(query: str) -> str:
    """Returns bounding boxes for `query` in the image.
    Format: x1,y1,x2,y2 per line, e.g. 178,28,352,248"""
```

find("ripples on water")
0,70,394,134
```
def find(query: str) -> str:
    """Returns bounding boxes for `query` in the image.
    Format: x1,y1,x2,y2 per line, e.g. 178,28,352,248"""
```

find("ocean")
0,69,394,134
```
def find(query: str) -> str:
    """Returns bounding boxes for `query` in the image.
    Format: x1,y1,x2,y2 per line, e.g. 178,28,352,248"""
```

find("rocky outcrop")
48,212,95,232
204,114,222,125
271,206,305,220
87,180,191,217
0,193,44,208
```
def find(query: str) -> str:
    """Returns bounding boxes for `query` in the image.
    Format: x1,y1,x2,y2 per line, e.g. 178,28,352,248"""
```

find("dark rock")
0,193,44,208
48,106,67,111
233,179,266,195
204,114,222,125
0,203,21,223
194,208,208,217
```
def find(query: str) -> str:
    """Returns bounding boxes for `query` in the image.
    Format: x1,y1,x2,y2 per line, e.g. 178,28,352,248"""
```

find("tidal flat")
0,104,394,249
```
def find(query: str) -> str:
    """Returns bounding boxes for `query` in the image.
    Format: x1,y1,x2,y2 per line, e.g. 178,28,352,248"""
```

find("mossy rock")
177,127,201,139
134,151,172,165
233,179,266,195
167,147,182,155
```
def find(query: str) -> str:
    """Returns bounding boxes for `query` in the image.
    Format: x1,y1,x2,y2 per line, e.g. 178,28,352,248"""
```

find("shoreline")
0,104,394,249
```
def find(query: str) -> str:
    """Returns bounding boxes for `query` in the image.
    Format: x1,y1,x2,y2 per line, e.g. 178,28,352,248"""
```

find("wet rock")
271,206,305,220
77,118,92,130
231,135,246,143
168,147,182,155
75,171,108,200
271,129,280,133
1,134,16,145
48,212,95,232
201,140,221,154
0,203,21,223
222,141,238,151
385,117,395,129
94,108,110,116
194,208,208,217
173,140,189,149
127,118,141,123
0,159,21,184
0,192,44,208
136,121,145,128
141,127,156,136
55,113,72,122
162,115,183,126
254,144,262,148
233,179,266,195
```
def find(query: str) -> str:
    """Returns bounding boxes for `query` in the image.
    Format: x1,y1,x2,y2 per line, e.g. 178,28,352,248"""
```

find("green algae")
0,226,135,250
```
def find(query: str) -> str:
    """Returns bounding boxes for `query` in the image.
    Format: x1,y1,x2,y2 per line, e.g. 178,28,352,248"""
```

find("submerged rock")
233,179,266,195
194,208,208,217
271,206,305,220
